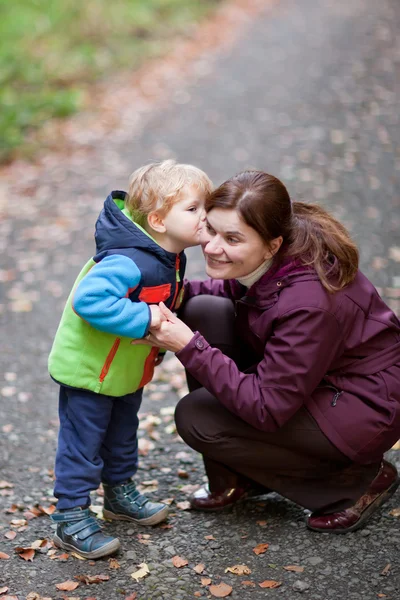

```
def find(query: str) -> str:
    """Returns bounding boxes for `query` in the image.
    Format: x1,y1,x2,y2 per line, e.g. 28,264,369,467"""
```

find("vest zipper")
99,337,121,383
171,255,180,309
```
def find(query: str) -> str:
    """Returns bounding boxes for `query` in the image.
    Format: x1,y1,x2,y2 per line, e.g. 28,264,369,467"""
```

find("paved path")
0,0,399,599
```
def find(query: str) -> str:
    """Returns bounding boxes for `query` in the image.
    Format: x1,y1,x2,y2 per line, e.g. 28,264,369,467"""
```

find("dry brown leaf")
55,553,69,561
201,578,212,586
131,563,150,582
55,581,80,591
109,558,120,569
205,535,216,541
10,519,27,527
194,593,202,598
30,539,49,550
0,587,9,595
225,565,251,575
380,564,391,577
253,543,269,555
75,573,110,584
241,581,256,587
0,596,18,600
256,520,267,526
209,582,233,597
159,523,173,529
283,565,304,573
125,594,137,600
0,552,10,560
0,481,13,489
5,504,18,514
389,508,400,517
259,580,282,588
176,501,191,510
377,594,387,598
26,593,42,600
38,505,56,516
172,555,188,568
160,498,174,505
177,469,189,479
16,548,35,561
4,531,16,540
193,563,205,574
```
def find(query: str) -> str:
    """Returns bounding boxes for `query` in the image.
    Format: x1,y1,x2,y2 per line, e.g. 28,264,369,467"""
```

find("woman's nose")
204,236,223,255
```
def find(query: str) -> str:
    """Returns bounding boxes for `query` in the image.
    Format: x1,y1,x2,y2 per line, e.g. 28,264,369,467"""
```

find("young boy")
48,160,212,559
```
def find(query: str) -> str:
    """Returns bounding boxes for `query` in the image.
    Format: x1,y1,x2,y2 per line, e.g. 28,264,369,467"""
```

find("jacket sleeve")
176,307,343,431
183,278,238,302
72,254,151,339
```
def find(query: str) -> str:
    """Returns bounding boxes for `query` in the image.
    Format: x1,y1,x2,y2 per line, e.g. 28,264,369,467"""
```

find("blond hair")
127,160,213,225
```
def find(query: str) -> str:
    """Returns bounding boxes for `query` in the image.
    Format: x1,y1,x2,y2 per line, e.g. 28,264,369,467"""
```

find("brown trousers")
175,295,380,513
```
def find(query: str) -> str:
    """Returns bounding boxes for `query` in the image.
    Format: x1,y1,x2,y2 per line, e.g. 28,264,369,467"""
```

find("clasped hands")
131,302,195,353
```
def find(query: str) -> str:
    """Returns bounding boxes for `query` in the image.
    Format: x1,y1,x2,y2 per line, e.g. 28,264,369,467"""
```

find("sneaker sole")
307,477,400,534
103,505,169,526
53,535,120,560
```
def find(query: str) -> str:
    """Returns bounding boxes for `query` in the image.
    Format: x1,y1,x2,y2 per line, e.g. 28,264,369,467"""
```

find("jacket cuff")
176,331,209,365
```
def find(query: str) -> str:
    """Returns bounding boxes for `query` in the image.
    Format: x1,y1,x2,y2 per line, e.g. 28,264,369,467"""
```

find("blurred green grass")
0,0,219,163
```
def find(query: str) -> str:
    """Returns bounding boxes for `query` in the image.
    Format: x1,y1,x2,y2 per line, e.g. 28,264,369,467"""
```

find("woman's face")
200,208,282,280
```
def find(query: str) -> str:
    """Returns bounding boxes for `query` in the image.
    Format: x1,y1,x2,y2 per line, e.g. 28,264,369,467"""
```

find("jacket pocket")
139,283,172,303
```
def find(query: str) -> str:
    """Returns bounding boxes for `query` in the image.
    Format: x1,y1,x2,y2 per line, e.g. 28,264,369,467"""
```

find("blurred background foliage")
0,0,219,163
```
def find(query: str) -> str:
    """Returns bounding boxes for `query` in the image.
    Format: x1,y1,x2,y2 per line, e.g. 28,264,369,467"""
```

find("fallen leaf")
177,470,189,479
109,558,120,569
172,555,188,568
209,582,233,597
131,563,150,582
201,578,212,586
10,519,27,527
159,523,173,529
194,593,202,598
30,539,49,550
176,501,191,510
241,581,256,587
16,548,35,561
0,588,9,595
259,580,282,588
380,564,391,576
283,565,304,573
26,594,42,600
0,552,10,559
38,505,56,516
4,531,16,540
54,553,69,561
256,520,267,526
125,594,137,600
389,508,400,517
160,498,174,505
0,596,18,600
75,574,110,584
71,552,87,560
205,535,216,541
377,594,387,598
253,543,269,555
391,440,400,450
55,581,80,591
141,479,158,487
2,424,13,433
193,563,205,574
225,565,251,575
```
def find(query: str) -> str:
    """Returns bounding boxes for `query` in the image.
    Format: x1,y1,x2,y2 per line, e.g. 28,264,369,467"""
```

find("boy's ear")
147,210,166,233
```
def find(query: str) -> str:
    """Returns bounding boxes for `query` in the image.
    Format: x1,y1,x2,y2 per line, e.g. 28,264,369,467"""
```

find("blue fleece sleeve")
72,254,151,339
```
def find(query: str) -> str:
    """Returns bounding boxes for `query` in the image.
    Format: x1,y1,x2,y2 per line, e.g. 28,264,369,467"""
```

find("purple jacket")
176,264,400,464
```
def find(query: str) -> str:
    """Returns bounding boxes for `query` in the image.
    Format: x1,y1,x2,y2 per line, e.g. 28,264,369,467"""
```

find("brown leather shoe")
190,485,250,511
307,460,400,534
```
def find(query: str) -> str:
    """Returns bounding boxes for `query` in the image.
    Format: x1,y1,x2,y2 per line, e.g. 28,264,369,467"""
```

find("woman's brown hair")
206,171,359,293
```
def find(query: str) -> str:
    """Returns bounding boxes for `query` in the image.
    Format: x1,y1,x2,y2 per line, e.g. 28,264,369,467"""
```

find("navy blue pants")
54,385,143,510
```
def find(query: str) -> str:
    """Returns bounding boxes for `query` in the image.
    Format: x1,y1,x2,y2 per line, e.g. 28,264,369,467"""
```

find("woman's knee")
179,295,235,345
175,389,219,452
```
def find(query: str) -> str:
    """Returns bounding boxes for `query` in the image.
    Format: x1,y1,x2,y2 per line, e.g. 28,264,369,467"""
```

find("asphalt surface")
0,0,400,598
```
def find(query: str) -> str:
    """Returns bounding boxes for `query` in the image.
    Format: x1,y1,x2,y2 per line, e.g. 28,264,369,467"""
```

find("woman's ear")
147,211,166,233
265,236,283,259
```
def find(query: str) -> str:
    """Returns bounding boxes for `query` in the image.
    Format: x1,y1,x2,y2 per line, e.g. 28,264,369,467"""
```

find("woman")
138,171,400,533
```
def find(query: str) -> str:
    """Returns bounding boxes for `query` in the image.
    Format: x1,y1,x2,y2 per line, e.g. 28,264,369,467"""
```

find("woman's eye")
227,237,239,244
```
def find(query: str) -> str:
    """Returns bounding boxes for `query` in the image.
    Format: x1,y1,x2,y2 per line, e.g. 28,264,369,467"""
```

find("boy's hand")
149,304,164,330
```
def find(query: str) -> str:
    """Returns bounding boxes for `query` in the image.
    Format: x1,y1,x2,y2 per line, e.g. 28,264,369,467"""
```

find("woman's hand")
132,302,195,353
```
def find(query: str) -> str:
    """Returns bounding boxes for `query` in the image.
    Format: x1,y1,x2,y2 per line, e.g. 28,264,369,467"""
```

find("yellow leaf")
131,562,150,582
225,565,251,575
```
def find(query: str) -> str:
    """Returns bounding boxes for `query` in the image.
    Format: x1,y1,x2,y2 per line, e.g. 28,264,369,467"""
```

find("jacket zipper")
99,337,121,383
321,384,343,407
171,255,181,309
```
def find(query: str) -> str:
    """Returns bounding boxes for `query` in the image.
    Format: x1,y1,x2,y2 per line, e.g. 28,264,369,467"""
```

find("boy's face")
161,185,207,252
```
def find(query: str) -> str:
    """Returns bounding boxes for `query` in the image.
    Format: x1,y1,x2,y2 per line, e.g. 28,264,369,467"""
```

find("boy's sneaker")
51,507,120,560
103,480,169,526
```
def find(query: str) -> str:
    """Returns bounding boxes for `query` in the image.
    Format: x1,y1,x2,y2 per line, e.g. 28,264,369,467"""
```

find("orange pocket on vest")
139,283,172,303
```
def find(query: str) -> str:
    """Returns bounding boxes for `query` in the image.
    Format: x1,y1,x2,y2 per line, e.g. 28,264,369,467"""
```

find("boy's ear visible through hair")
147,210,166,233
